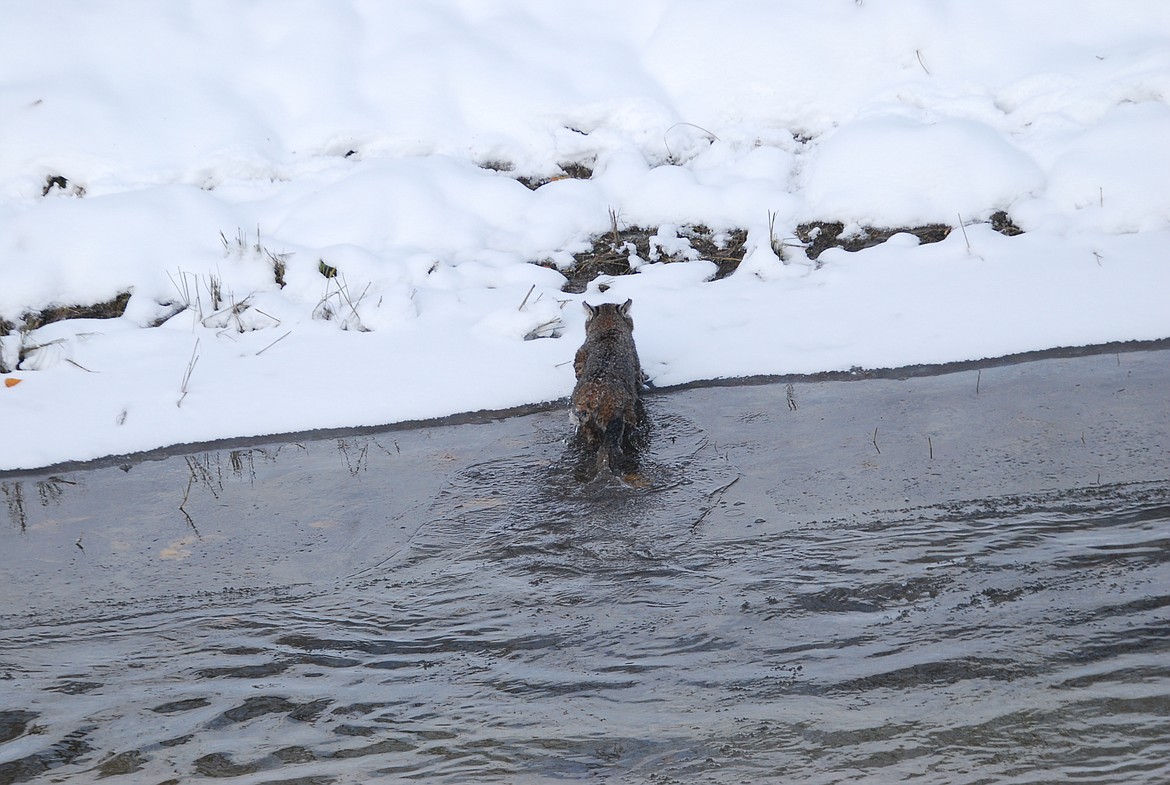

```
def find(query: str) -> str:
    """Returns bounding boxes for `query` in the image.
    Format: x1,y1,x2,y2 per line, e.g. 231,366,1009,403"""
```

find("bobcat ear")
618,299,632,315
582,302,599,321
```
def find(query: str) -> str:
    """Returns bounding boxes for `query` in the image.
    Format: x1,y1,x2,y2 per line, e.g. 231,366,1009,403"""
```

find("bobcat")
570,299,643,473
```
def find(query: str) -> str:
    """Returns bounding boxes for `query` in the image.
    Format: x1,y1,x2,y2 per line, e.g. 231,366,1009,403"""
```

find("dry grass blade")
177,338,200,407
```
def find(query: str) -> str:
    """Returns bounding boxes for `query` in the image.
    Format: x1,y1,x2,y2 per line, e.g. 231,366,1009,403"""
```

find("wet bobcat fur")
571,299,642,471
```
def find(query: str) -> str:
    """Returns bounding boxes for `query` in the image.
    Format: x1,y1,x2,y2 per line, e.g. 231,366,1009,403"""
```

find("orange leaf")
4,378,21,388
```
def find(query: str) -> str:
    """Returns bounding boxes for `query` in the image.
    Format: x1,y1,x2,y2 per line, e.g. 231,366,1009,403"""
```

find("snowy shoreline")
3,2,1169,471
5,337,1165,479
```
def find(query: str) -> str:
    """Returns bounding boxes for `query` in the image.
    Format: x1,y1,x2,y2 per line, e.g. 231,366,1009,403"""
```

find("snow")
2,0,1169,471
800,116,1045,225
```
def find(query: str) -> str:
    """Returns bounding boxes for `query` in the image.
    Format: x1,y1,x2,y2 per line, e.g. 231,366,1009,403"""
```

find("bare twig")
957,213,972,252
256,330,292,356
205,274,223,311
768,210,781,256
518,284,536,311
252,308,280,325
64,358,96,373
177,339,200,407
664,122,720,162
872,427,881,455
524,318,562,340
690,476,741,530
178,474,201,534
168,269,201,318
179,473,194,509
916,49,931,75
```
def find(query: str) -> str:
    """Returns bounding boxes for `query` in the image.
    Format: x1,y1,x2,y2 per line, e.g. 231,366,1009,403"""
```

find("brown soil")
516,161,595,191
989,210,1024,236
478,160,596,191
17,292,132,333
552,225,748,294
795,222,953,261
796,213,1025,261
2,292,132,372
551,211,1026,291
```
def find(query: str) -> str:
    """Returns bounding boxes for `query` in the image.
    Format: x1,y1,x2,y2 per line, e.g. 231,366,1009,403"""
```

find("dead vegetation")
795,222,953,261
5,292,131,336
548,210,1026,292
795,212,1024,261
552,222,749,293
42,174,86,198
0,292,132,372
989,210,1023,236
480,160,596,191
517,162,595,190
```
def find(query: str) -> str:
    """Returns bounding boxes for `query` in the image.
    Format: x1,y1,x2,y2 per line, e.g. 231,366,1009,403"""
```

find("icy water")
2,349,1169,784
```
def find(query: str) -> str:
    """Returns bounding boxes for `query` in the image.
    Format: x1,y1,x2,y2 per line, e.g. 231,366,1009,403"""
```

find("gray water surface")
2,349,1169,783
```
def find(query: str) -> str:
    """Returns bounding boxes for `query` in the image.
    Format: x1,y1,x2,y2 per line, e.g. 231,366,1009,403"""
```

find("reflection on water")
2,351,1169,784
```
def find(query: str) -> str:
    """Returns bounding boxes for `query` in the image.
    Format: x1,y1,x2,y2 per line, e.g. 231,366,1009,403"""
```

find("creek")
2,349,1168,784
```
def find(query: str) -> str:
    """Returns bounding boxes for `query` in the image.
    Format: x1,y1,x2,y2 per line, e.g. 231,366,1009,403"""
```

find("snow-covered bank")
2,1,1169,470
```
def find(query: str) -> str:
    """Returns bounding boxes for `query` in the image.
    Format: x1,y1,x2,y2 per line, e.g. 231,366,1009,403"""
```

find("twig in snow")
256,330,292,356
607,206,622,247
64,358,96,373
768,210,782,257
177,338,200,407
524,319,562,341
518,284,536,311
916,49,931,75
872,427,881,455
167,268,201,319
253,308,280,325
663,122,720,163
957,213,972,252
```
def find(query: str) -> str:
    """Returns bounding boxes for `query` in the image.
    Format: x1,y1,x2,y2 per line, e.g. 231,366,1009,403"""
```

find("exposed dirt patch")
479,159,596,191
552,224,747,293
796,213,1025,261
16,292,132,333
686,225,749,279
796,222,953,261
516,161,595,190
42,174,86,198
3,293,133,371
989,210,1024,236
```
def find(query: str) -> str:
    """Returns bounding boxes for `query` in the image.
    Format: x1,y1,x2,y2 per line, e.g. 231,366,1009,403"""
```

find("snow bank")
2,1,1169,470
800,116,1044,226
